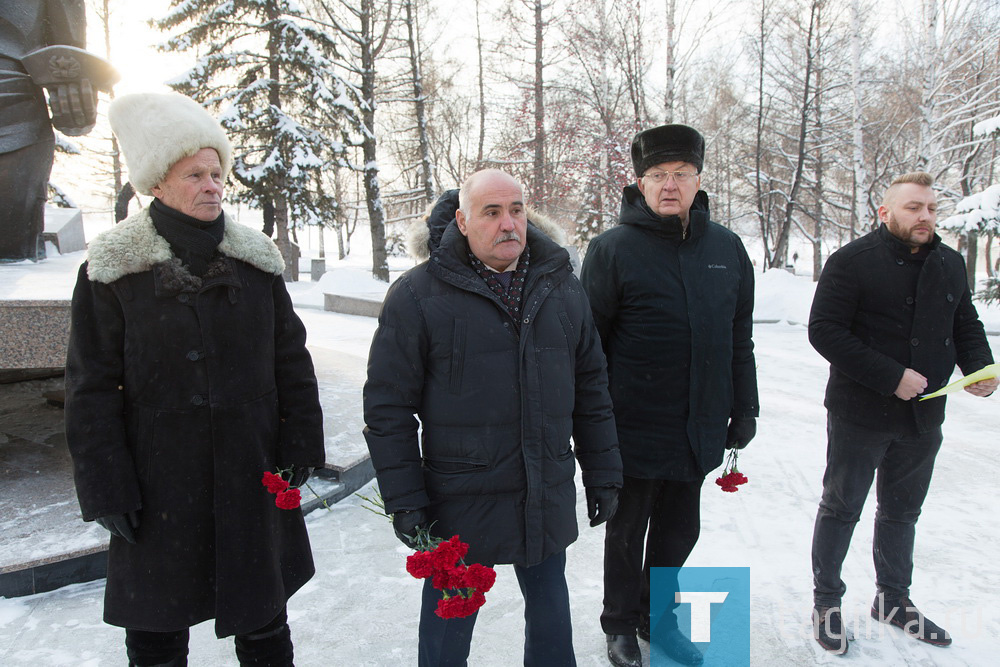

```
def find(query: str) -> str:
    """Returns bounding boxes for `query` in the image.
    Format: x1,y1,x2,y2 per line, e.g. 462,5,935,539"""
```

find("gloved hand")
95,510,140,544
392,508,428,549
289,466,313,488
726,417,757,450
586,486,620,527
45,79,97,136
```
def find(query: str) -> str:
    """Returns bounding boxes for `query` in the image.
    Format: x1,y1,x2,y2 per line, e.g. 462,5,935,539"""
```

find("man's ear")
877,205,889,224
150,184,162,198
455,209,468,236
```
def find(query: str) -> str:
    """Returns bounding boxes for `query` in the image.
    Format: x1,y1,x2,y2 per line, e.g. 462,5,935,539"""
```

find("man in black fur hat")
580,125,759,667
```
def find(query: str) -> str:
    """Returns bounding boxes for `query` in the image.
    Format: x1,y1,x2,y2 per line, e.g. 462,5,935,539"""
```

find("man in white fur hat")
64,92,325,667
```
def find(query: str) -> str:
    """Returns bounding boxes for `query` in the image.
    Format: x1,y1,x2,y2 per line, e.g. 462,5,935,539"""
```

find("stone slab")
42,206,86,255
323,292,383,318
0,300,71,370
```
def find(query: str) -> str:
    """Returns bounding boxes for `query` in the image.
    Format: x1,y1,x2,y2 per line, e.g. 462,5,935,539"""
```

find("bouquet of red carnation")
261,467,329,510
715,449,748,493
359,491,497,619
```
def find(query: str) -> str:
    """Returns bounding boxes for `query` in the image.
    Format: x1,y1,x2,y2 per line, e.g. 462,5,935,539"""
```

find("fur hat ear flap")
108,92,233,196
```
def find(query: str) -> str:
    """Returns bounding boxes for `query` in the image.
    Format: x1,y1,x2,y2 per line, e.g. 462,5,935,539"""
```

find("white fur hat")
108,92,233,196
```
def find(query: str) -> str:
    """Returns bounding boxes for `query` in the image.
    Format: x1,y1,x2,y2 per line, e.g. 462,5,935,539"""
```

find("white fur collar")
86,207,285,283
405,206,568,261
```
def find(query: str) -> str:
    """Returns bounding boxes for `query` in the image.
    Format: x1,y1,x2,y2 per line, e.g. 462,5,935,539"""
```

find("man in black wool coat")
65,92,325,667
808,171,996,655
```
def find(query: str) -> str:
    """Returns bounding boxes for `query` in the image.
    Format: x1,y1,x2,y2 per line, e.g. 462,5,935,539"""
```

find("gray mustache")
493,231,521,246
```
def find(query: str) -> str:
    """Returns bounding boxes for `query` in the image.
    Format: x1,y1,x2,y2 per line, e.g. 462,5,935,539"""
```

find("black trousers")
125,607,293,666
0,139,52,262
601,476,703,636
418,550,575,666
811,414,943,607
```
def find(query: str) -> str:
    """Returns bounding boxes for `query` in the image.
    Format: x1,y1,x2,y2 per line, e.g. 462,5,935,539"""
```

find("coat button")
910,338,919,347
905,296,914,305
944,337,951,347
186,350,202,361
190,394,205,406
946,294,954,302
177,294,190,303
523,317,530,324
896,259,904,265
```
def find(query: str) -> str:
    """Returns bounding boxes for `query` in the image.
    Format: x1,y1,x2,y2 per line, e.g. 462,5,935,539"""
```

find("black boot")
812,606,849,655
607,633,642,667
659,628,703,666
871,594,952,647
235,608,295,666
637,616,650,642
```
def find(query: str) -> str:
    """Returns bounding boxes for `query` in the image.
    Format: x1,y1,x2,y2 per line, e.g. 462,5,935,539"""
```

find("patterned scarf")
468,246,530,328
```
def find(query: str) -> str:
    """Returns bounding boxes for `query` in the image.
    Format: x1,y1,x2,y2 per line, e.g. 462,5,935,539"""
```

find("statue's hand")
46,78,97,136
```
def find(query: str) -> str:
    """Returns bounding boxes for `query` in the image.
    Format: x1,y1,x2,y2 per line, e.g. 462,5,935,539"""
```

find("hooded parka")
809,224,994,433
581,185,759,480
364,194,622,567
65,208,325,637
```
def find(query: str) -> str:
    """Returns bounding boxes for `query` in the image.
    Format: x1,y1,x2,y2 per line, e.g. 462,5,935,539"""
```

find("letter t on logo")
675,592,729,642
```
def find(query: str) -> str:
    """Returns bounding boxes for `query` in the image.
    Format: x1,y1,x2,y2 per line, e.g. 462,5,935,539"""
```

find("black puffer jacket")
581,186,758,480
809,224,994,433
65,207,324,637
364,196,621,567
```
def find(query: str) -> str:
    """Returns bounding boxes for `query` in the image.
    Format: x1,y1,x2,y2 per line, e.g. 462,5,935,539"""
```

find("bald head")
458,169,524,215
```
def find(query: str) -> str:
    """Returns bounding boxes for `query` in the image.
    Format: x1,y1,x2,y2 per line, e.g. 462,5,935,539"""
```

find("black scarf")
150,198,225,277
468,246,531,329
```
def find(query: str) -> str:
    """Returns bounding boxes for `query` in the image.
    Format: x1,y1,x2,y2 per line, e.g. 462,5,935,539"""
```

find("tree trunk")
849,0,866,240
475,0,486,170
362,0,390,282
532,0,546,210
665,0,676,122
405,0,434,204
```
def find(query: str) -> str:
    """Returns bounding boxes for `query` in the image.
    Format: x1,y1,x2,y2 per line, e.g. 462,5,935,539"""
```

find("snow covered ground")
1,220,998,665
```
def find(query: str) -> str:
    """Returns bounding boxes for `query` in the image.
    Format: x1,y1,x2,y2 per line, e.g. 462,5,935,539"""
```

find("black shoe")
637,616,650,642
607,633,642,667
812,606,849,655
660,628,703,666
871,594,952,647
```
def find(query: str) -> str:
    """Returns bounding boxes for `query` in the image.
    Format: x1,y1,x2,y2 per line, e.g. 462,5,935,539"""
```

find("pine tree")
156,0,364,278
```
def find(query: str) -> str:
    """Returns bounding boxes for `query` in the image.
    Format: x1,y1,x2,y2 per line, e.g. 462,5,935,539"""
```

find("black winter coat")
65,208,325,637
808,224,994,433
363,215,622,567
581,186,759,480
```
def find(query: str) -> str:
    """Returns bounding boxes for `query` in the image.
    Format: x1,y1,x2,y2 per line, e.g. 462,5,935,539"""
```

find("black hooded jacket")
364,193,622,567
581,185,758,480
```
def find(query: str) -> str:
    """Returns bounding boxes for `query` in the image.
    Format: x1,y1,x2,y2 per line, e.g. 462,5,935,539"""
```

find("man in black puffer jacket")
580,124,758,667
364,169,623,666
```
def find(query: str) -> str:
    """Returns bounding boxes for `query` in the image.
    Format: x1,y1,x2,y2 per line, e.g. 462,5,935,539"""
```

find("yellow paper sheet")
919,363,1000,400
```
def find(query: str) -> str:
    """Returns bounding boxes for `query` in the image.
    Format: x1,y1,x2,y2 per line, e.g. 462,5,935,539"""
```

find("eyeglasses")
642,170,698,185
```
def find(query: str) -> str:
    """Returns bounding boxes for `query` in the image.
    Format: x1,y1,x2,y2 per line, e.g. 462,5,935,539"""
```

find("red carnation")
262,471,289,494
406,551,435,579
716,450,749,493
432,564,467,591
461,563,497,593
275,488,302,509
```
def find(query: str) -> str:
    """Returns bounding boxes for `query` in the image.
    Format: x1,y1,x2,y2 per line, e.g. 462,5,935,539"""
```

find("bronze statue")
1,1,117,262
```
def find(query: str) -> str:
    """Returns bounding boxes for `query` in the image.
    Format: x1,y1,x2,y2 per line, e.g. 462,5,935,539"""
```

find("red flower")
432,565,467,591
431,535,469,569
275,488,301,509
406,551,436,579
435,591,487,619
461,563,497,593
262,471,289,494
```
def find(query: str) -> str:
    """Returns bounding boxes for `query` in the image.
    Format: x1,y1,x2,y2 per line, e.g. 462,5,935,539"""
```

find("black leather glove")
726,417,757,450
586,486,619,527
392,508,428,549
289,466,313,488
95,510,140,544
